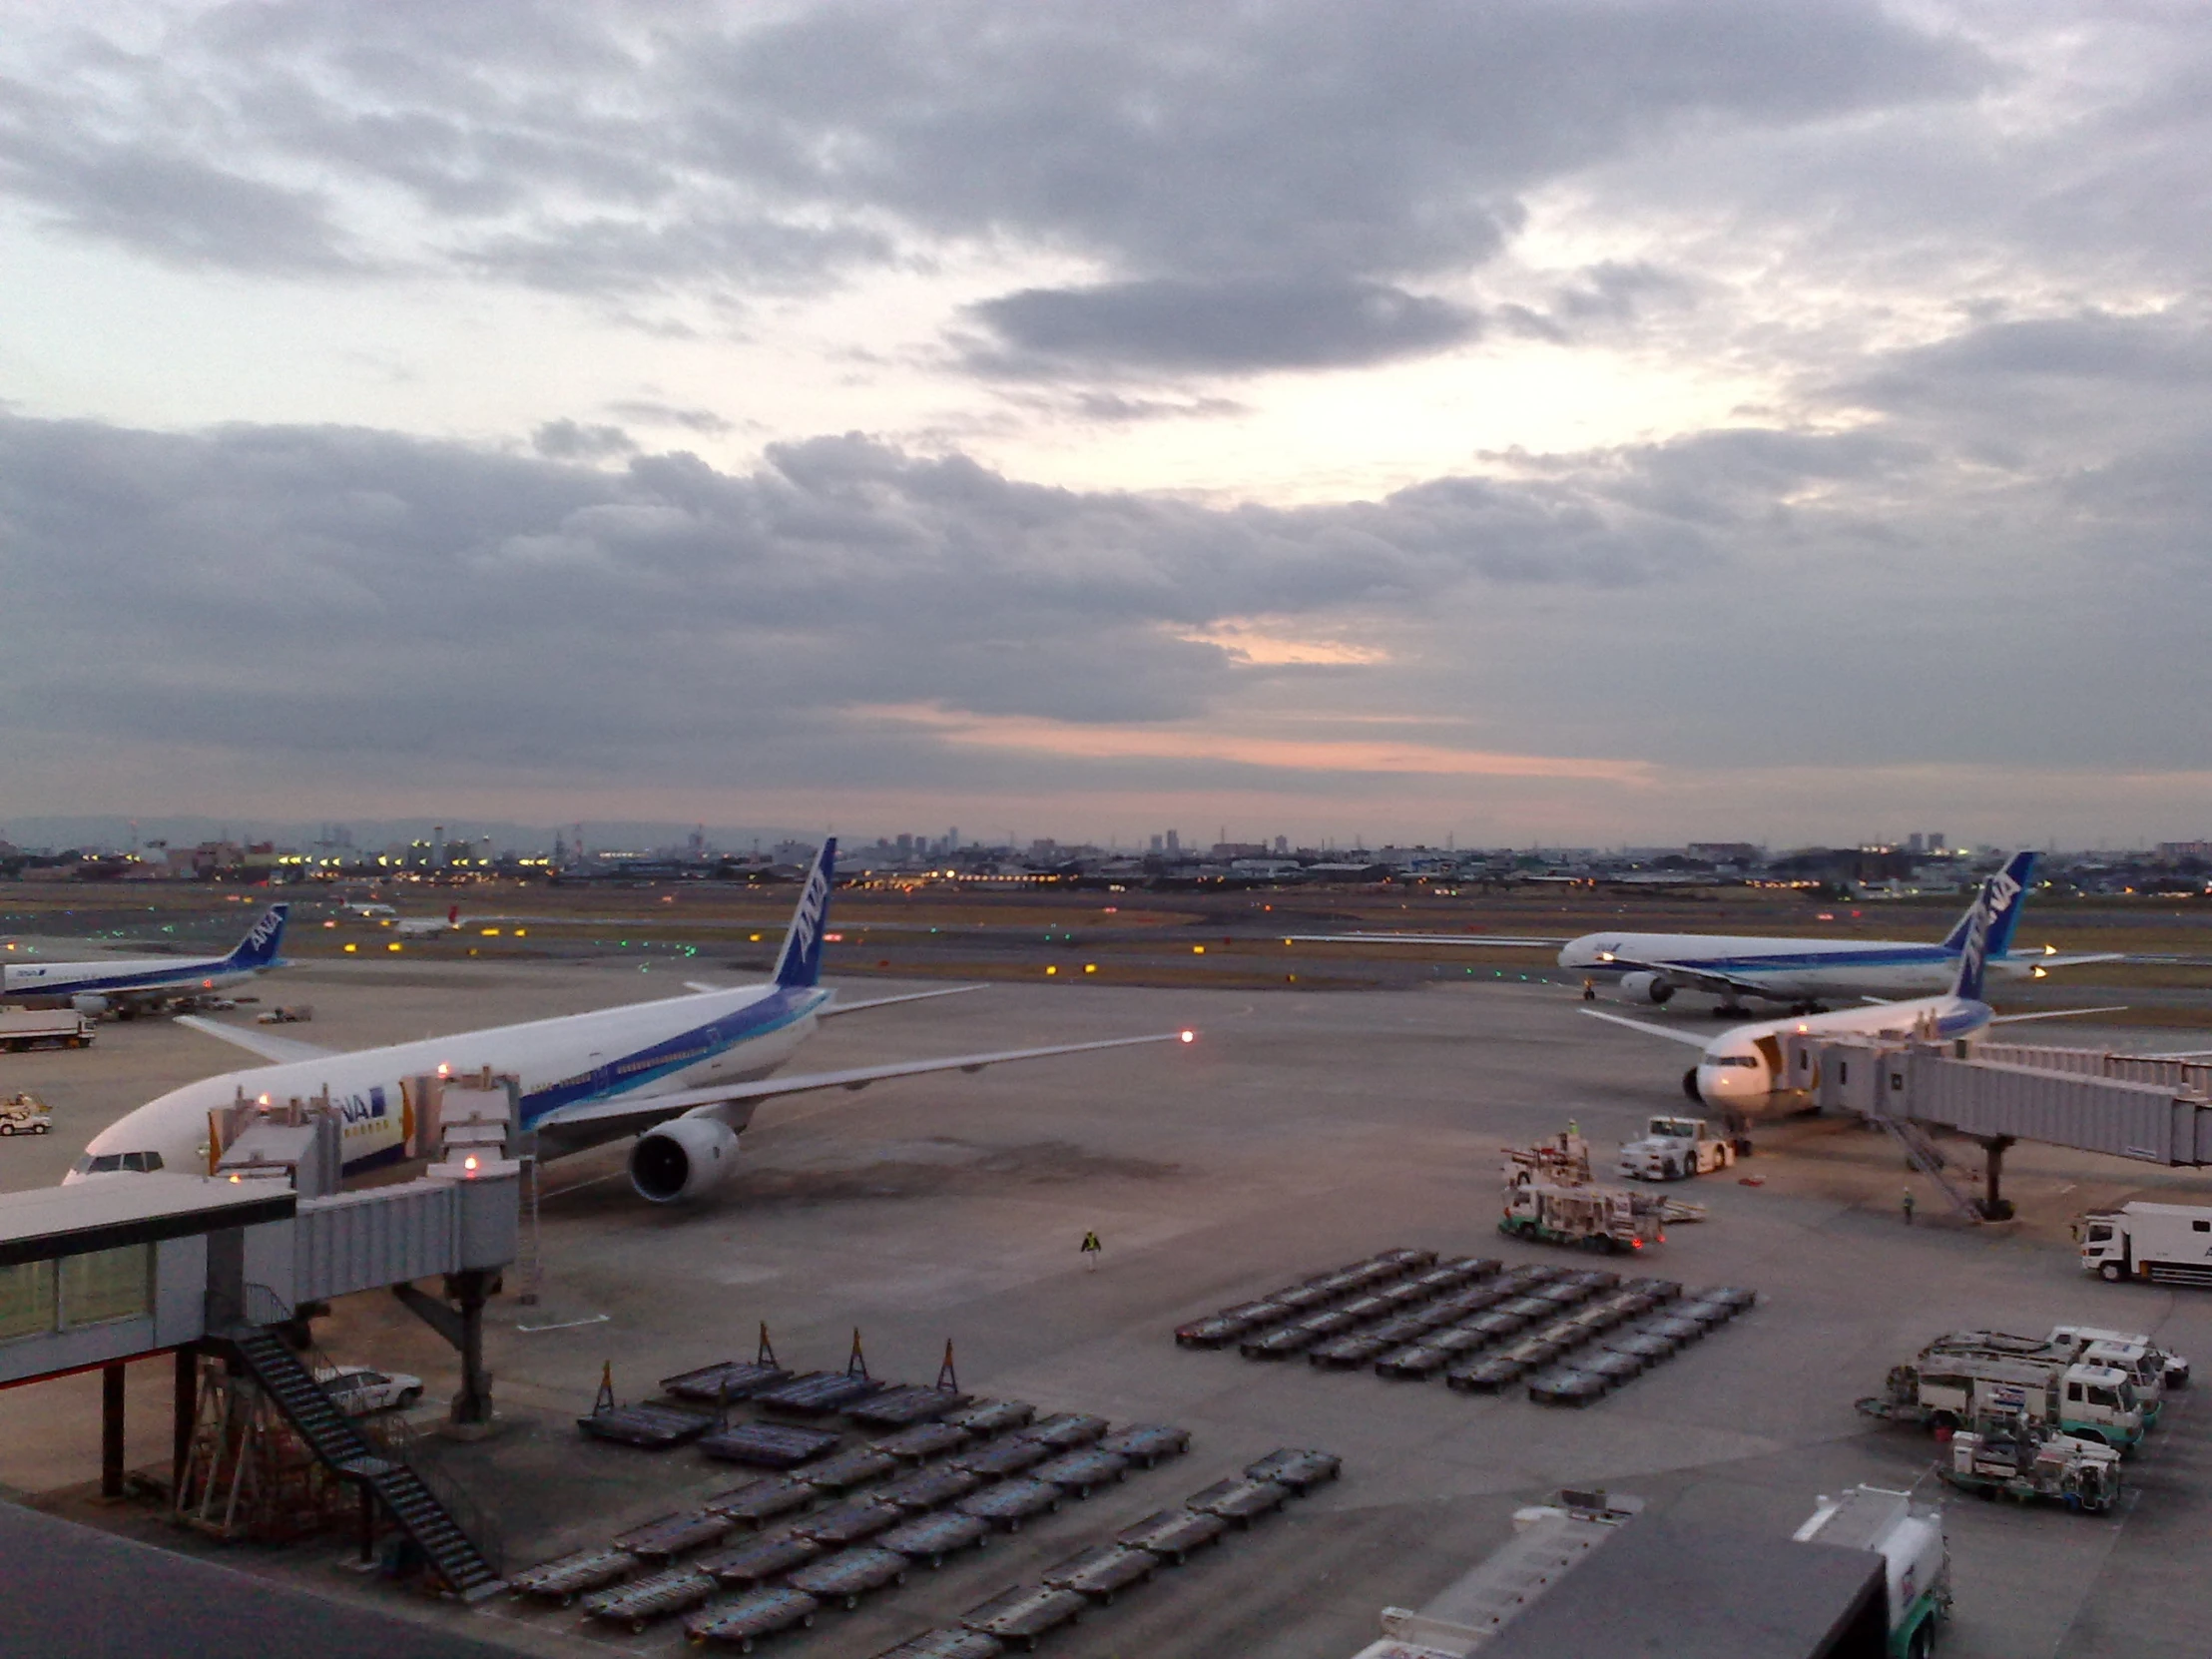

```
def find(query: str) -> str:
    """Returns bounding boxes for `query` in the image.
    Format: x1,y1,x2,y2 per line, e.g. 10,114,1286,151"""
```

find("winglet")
774,840,836,988
224,903,288,971
1951,851,2036,1002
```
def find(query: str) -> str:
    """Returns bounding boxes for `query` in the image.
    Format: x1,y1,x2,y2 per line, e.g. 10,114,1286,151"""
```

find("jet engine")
1682,1066,1705,1103
628,1115,743,1204
71,994,109,1018
1617,971,1675,1006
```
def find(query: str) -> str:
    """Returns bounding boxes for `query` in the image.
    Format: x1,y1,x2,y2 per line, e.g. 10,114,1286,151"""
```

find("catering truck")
2077,1202,2212,1288
0,1007,95,1052
1792,1485,1949,1659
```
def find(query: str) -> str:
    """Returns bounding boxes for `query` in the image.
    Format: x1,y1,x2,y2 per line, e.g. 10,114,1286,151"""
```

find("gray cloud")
533,419,638,460
606,400,737,435
0,1,1989,372
965,278,1480,375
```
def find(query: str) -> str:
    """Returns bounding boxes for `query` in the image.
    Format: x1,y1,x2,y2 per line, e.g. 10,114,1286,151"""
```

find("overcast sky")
3,0,2208,849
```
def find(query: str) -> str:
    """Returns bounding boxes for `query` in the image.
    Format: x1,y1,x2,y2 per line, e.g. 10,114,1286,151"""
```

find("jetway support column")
391,1270,498,1427
172,1346,197,1498
101,1363,125,1498
1978,1136,2016,1223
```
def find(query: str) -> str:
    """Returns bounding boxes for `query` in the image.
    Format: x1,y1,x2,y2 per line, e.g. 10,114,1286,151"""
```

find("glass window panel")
59,1246,150,1329
0,1260,57,1343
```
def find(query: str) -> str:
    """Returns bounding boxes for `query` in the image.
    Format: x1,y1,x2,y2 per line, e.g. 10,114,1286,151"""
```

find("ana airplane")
3,904,289,1017
1584,857,2123,1111
1289,852,2117,1014
68,842,1194,1204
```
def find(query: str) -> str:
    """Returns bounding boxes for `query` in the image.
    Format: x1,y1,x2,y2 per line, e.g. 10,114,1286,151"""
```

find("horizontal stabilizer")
174,1015,338,1066
818,985,986,1018
1579,1008,1713,1048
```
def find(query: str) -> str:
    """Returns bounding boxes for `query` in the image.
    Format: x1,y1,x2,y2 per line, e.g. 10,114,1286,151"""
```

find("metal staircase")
220,1327,502,1599
1867,1108,1984,1225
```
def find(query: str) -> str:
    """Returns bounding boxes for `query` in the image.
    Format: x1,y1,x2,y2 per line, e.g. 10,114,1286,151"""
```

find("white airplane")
3,904,288,1017
1584,858,2122,1111
68,842,1194,1203
1289,851,2117,1014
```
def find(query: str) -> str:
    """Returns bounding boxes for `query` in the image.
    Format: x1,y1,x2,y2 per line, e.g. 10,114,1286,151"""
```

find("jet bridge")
1783,1034,2212,1220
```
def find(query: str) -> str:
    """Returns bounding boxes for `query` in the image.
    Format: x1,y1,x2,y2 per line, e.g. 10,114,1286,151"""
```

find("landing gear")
1713,1004,1751,1020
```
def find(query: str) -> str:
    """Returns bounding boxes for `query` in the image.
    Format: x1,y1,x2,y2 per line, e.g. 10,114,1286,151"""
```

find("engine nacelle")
1618,971,1674,1005
629,1114,743,1204
71,994,110,1018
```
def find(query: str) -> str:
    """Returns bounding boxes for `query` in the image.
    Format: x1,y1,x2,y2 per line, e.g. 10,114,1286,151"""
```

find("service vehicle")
1923,1328,2168,1426
0,1093,54,1137
1858,1351,2144,1450
1501,1132,1667,1255
2077,1202,2212,1288
2048,1324,2189,1389
314,1364,424,1413
1616,1115,1737,1181
1939,1414,2122,1513
0,1008,94,1052
1792,1485,1949,1659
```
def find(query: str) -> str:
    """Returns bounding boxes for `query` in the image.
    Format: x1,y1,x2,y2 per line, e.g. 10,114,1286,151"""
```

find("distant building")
1165,830,1180,855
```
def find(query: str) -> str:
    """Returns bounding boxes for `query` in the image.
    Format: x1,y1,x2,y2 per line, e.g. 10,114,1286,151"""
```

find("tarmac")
5,956,2212,1658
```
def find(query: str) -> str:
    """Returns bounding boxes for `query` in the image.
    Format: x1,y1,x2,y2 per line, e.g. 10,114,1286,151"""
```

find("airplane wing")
174,1014,339,1065
533,1030,1195,1135
1578,1009,1713,1048
1280,933,1566,947
1589,954,1784,1003
1987,1005,2130,1026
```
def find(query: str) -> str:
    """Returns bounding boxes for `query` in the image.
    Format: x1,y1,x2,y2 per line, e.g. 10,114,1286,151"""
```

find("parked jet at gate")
3,905,288,1016
1290,852,2115,1013
1584,858,2122,1112
67,843,1193,1204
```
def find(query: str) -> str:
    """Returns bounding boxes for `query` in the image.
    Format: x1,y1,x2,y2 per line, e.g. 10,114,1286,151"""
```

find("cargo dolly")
879,1464,985,1512
1184,1475,1291,1527
698,1529,824,1587
1020,1411,1110,1450
871,1631,1007,1659
686,1585,821,1652
701,1421,843,1469
788,1543,910,1608
507,1546,638,1606
613,1507,734,1561
960,1584,1090,1651
802,1447,900,1492
944,1398,1036,1437
1098,1423,1189,1468
1040,1543,1157,1604
581,1564,718,1633
880,1509,993,1568
577,1399,715,1448
952,1436,1052,1479
954,1477,1064,1532
1030,1447,1130,1498
792,1495,903,1548
1114,1506,1228,1565
706,1475,818,1528
851,1384,974,1428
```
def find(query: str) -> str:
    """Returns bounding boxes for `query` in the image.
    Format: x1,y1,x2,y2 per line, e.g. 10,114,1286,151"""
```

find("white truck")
0,1007,95,1052
1792,1485,1949,1659
1616,1115,1736,1181
2077,1202,2212,1289
2049,1324,2189,1389
1859,1349,2146,1450
0,1093,54,1136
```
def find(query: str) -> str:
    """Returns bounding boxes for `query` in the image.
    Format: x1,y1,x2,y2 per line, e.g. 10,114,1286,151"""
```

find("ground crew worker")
1902,1188,1916,1227
1581,977,1596,1001
1080,1229,1103,1270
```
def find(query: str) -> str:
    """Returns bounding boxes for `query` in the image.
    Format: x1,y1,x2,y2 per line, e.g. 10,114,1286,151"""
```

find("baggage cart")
792,1496,901,1548
698,1530,824,1586
1040,1543,1156,1603
871,1421,971,1463
755,1371,888,1415
1030,1447,1129,1498
943,1399,1036,1437
1097,1423,1189,1468
613,1508,734,1561
581,1565,716,1633
577,1401,714,1448
700,1421,843,1469
1185,1476,1291,1526
508,1546,637,1606
880,1509,992,1568
706,1476,817,1527
802,1447,899,1492
687,1585,821,1651
1020,1412,1108,1450
662,1360,791,1403
788,1544,909,1609
848,1384,973,1427
954,1477,1063,1531
1243,1448,1341,1492
951,1436,1050,1479
960,1584,1089,1651
879,1464,984,1513
1114,1506,1228,1565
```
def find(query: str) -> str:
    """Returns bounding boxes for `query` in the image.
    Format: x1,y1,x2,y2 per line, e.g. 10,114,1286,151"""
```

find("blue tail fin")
1940,849,2037,953
1950,852,2035,1002
226,903,288,970
773,840,836,988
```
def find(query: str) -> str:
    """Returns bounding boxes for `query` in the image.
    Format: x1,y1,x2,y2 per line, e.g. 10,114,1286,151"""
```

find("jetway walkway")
1783,1034,2212,1220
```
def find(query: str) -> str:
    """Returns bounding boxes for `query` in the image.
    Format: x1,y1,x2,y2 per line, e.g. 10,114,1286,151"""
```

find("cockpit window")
69,1152,157,1174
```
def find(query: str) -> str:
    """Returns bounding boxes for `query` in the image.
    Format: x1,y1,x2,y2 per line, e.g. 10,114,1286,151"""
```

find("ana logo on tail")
774,840,837,987
1954,861,2027,1001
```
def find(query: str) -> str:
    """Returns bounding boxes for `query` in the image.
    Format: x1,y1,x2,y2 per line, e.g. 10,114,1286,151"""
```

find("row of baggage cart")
1173,1249,1757,1406
511,1393,1198,1647
868,1448,1343,1658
